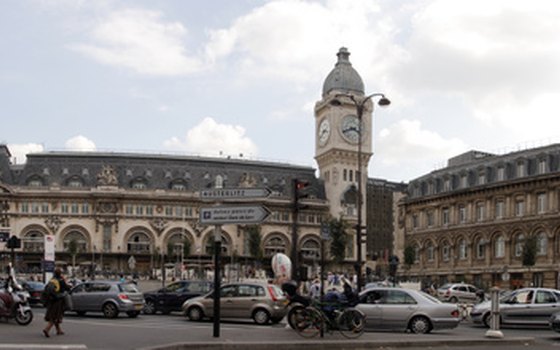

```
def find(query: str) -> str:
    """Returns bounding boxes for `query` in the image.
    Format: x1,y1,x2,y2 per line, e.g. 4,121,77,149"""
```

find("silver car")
69,280,145,318
182,282,287,325
471,287,560,327
356,287,461,334
437,283,480,303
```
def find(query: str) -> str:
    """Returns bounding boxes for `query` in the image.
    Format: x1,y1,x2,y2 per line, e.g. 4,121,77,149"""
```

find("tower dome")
322,47,364,97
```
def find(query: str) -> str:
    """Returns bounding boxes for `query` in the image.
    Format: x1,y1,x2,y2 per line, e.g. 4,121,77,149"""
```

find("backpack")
41,278,61,303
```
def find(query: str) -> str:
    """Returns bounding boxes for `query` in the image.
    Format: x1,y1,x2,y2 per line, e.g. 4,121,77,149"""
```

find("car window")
457,286,467,292
363,290,384,304
91,283,111,292
554,292,560,301
381,290,416,305
166,283,182,292
511,290,532,304
73,284,87,293
536,291,556,304
238,285,259,297
220,285,237,297
119,283,139,293
467,286,477,293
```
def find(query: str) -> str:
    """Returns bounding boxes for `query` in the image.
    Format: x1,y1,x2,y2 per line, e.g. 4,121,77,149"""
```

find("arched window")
514,233,525,257
264,235,287,257
495,236,505,258
426,242,434,262
166,232,191,256
301,238,320,260
127,232,152,254
63,231,88,252
537,232,548,256
476,238,486,259
23,231,44,252
442,242,450,262
458,239,467,260
414,244,420,263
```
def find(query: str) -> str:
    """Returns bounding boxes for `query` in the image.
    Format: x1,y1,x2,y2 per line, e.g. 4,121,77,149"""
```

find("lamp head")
377,97,391,107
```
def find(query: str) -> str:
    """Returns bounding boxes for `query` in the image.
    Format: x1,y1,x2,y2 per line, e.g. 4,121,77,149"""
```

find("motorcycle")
0,264,33,325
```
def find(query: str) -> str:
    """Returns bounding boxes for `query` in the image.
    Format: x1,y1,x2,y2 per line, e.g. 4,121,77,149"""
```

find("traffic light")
292,178,310,212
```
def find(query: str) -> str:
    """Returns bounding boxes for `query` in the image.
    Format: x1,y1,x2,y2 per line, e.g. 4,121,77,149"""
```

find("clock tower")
314,47,373,222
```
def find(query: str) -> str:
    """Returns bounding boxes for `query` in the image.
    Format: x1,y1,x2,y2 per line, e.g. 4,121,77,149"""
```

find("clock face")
318,119,331,145
340,115,361,144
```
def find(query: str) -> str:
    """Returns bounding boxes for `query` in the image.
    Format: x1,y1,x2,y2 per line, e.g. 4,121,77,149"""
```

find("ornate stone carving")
239,172,257,188
97,165,118,186
45,216,64,234
189,220,205,238
150,218,168,235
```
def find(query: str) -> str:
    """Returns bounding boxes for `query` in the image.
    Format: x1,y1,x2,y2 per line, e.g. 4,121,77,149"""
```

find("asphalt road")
0,307,557,350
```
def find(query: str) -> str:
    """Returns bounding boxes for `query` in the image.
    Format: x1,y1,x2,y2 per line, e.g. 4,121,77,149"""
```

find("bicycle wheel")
293,307,323,338
337,308,365,338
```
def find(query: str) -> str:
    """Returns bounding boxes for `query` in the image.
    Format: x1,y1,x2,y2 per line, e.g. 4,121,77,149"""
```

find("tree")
404,245,416,270
67,239,79,277
329,218,349,265
522,235,537,284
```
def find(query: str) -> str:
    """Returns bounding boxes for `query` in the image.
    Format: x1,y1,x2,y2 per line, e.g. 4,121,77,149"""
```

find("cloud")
377,119,468,165
71,8,203,75
64,135,96,151
163,117,258,158
7,143,44,164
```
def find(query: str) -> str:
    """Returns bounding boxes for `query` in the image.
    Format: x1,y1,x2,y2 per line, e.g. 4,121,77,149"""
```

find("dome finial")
336,47,351,66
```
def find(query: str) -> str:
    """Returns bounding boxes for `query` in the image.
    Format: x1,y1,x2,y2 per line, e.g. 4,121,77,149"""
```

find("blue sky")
2,0,560,182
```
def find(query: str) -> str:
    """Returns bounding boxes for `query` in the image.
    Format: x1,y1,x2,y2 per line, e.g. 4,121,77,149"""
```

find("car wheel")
143,300,156,315
102,303,119,319
187,306,204,321
252,308,271,325
482,312,498,328
449,296,458,303
76,311,86,317
127,311,140,318
409,316,432,334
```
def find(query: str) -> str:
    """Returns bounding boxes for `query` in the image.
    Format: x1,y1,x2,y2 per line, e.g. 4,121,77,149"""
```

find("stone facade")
401,144,560,289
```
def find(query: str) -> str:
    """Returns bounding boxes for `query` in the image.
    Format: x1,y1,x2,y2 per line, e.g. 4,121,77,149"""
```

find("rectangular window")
476,242,485,259
71,203,79,214
517,163,525,178
42,202,49,213
412,214,418,229
165,206,173,216
442,208,450,225
146,206,153,215
32,202,40,213
21,202,29,213
459,206,466,223
61,203,69,214
478,173,486,185
495,200,504,219
442,246,450,261
497,167,505,181
515,200,525,217
82,203,89,214
125,205,133,215
539,159,547,174
103,225,111,252
444,179,451,191
460,175,468,188
349,170,353,182
175,206,183,217
476,203,485,222
427,211,434,227
136,205,144,216
537,193,547,214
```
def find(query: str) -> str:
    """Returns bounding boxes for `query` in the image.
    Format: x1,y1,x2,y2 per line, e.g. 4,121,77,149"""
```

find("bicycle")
292,299,365,339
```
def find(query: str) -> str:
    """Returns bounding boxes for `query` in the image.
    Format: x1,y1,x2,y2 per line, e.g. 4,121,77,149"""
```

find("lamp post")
334,92,390,292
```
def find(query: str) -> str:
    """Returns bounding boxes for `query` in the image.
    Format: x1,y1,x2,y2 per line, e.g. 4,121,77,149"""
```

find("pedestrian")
43,268,70,338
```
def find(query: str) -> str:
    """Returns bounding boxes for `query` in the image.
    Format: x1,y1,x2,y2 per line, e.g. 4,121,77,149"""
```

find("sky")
2,0,560,183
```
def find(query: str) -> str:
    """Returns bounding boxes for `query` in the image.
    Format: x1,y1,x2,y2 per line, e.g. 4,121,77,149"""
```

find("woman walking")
43,268,69,337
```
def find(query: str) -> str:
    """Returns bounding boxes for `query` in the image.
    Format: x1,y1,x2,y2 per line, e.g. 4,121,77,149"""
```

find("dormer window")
443,178,451,191
538,159,548,174
497,166,505,181
82,168,89,176
478,172,486,185
460,174,468,188
516,161,525,178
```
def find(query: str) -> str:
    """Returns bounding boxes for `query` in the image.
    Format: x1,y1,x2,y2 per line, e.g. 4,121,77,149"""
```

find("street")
1,307,559,350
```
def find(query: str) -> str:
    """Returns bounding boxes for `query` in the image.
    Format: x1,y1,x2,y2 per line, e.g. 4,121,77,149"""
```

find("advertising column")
44,235,55,283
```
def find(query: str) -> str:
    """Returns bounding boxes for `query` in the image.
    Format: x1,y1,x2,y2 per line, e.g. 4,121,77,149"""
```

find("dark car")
143,280,213,314
21,281,45,306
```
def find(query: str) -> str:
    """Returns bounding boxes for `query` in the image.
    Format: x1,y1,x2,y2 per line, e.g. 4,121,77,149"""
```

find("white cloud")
163,117,258,158
71,8,203,75
7,143,44,164
64,135,96,151
377,119,468,165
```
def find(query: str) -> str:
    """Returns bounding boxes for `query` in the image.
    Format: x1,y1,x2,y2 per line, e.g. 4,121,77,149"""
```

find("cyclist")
322,278,358,321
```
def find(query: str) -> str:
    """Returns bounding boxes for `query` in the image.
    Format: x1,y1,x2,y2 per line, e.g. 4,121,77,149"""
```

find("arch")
163,228,194,256
493,234,506,258
300,235,320,260
130,176,148,189
59,224,92,250
262,232,289,258
21,225,48,252
169,178,189,191
123,226,156,254
25,174,45,187
202,230,232,255
423,239,436,263
64,175,85,187
472,232,488,260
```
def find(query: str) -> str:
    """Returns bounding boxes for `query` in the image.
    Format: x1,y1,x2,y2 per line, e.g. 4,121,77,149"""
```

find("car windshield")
119,283,140,293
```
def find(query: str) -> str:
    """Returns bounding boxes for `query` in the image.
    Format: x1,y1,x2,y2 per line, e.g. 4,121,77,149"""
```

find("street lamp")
332,92,390,292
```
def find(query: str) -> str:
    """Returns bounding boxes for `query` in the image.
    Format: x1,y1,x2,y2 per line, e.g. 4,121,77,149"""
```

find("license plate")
135,304,143,310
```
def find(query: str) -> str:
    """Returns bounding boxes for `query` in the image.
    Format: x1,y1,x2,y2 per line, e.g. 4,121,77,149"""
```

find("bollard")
485,287,504,338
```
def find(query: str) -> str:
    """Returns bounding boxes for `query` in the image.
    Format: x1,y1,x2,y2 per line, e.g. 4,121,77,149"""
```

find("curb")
138,337,535,350
0,345,88,350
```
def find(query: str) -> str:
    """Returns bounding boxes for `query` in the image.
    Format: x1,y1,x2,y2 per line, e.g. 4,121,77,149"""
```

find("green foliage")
328,218,349,264
522,236,537,268
404,245,415,268
246,225,263,261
